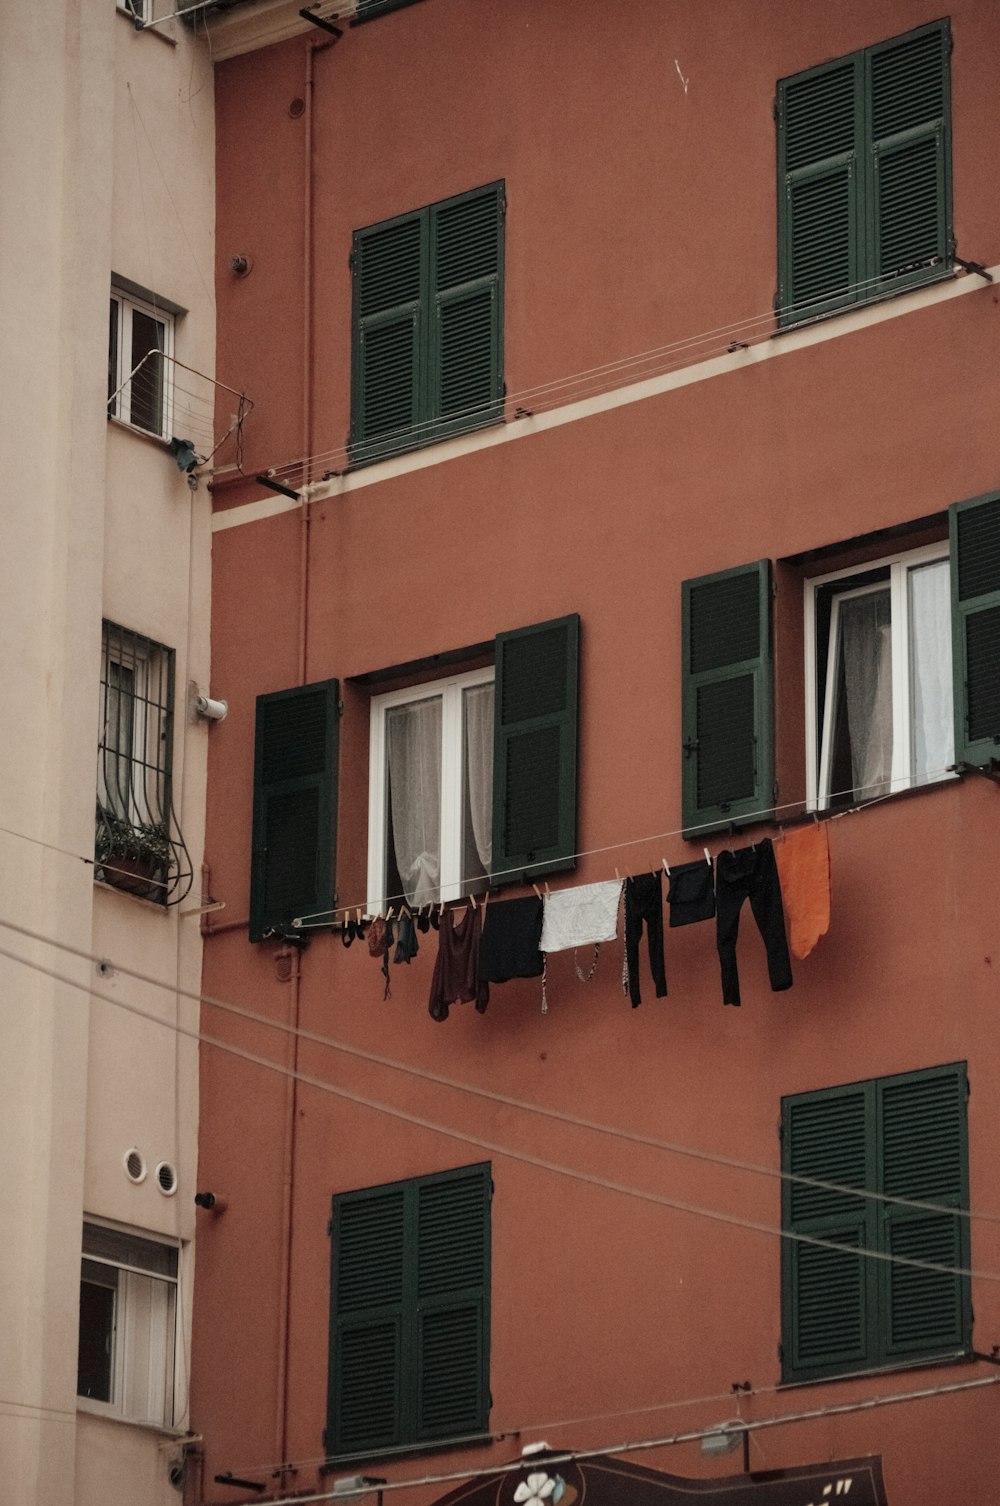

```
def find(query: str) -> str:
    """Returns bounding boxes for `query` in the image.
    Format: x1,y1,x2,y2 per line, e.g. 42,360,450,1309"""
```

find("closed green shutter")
351,216,425,462
354,0,422,20
429,185,504,443
950,493,1000,766
777,20,951,328
491,615,579,884
782,1064,970,1384
249,680,339,942
782,1084,874,1383
327,1165,490,1460
878,1065,970,1363
351,183,503,464
681,562,772,836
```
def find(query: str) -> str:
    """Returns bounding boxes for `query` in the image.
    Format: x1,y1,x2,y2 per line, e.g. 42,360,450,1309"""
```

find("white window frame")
367,666,494,912
117,0,149,22
805,541,954,810
77,1220,180,1429
108,287,174,440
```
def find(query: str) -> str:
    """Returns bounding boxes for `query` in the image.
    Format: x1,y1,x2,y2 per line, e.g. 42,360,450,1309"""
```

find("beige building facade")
0,3,217,1502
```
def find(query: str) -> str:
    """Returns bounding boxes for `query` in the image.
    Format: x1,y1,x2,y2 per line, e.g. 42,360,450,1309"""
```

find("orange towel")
774,823,830,961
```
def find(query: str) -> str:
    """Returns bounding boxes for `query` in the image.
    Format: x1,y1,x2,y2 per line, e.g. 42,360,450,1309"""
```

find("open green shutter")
878,1064,970,1365
428,183,504,442
351,215,425,462
781,1083,875,1383
249,679,339,941
869,23,951,291
777,57,862,325
950,493,1000,766
681,562,772,837
327,1187,406,1455
415,1165,490,1442
491,615,579,884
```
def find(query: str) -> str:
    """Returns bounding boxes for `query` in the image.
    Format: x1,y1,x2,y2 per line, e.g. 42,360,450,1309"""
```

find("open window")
807,543,954,808
77,1221,179,1428
108,282,174,440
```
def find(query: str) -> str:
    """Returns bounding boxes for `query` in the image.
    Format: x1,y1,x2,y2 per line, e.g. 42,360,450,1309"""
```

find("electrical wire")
246,1373,1000,1505
293,761,960,924
2,934,996,1287
1,906,993,1228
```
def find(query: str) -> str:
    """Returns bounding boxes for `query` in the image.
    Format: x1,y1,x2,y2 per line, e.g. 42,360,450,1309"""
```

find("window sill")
77,1398,185,1436
94,872,170,911
322,1431,495,1471
774,266,955,336
346,413,505,473
779,1347,973,1391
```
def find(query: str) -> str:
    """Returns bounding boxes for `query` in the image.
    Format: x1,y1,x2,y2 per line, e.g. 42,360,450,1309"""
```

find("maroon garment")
428,906,489,1021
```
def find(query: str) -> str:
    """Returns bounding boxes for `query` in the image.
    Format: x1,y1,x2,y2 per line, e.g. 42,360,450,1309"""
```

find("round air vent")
124,1148,147,1184
155,1161,178,1196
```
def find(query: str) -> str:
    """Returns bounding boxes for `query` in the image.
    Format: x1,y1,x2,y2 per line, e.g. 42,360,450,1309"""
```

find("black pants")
715,839,792,1006
625,872,667,1008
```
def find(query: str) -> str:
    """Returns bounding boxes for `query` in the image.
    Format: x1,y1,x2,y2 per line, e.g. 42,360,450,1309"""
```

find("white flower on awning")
513,1474,565,1506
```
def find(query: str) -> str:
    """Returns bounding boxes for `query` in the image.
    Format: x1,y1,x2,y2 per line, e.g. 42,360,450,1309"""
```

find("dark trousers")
715,838,792,1006
625,872,667,1008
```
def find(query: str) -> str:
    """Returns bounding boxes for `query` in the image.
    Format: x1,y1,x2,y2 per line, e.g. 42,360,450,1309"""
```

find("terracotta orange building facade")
192,4,1000,1504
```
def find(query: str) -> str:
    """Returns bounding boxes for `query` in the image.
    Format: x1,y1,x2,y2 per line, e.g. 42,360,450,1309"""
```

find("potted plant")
95,807,172,901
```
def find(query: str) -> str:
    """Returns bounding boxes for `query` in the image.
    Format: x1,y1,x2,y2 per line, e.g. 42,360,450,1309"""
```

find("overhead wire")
1,933,996,1287
0,904,992,1229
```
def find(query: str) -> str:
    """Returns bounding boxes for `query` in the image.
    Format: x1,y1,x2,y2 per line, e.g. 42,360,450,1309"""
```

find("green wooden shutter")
415,1165,491,1441
878,1064,970,1365
351,215,425,462
869,23,951,292
327,1187,406,1455
777,56,862,325
950,493,1000,766
249,679,339,941
781,1083,875,1383
354,0,422,20
428,183,504,443
326,1165,489,1459
491,615,579,884
681,562,772,837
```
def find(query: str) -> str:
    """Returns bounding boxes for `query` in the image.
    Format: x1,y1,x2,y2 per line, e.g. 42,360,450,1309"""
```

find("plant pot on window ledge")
95,809,171,903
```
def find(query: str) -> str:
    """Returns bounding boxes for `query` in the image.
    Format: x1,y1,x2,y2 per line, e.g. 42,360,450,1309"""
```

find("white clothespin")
662,857,671,876
703,848,712,866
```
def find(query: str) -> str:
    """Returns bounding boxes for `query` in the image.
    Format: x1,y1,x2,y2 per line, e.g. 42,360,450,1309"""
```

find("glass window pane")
129,309,165,434
78,1260,117,1403
108,298,119,413
385,697,442,906
830,587,893,802
462,683,494,891
909,558,954,783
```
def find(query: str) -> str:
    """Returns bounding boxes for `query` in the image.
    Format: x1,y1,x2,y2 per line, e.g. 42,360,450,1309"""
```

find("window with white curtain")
367,667,494,911
77,1221,179,1428
806,543,954,809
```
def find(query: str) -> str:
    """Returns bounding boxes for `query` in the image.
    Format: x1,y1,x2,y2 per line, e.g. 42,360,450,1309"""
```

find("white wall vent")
155,1161,178,1196
124,1148,147,1183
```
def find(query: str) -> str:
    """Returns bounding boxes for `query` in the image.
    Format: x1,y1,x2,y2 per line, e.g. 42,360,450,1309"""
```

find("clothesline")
292,762,958,930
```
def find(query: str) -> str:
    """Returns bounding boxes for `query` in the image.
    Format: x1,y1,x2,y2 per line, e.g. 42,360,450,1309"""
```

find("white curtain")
386,698,442,906
909,559,954,783
464,683,494,876
840,590,893,798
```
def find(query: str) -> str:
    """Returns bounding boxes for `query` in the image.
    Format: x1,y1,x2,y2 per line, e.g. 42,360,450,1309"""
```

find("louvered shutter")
249,680,339,941
681,562,772,836
327,1187,406,1455
354,0,421,20
428,184,503,443
777,57,862,325
351,215,425,462
326,1166,490,1459
878,1065,969,1364
415,1165,491,1441
781,1083,875,1383
869,23,951,291
950,493,1000,766
491,615,579,884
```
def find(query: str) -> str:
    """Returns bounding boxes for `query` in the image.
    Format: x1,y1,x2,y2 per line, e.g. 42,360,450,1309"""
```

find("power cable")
0,906,994,1228
1,935,996,1287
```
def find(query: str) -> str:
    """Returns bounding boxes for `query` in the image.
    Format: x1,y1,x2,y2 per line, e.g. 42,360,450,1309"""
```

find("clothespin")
614,867,621,882
386,906,395,921
662,857,670,876
544,881,551,898
355,907,362,925
532,883,542,899
482,890,489,912
469,893,477,910
703,847,712,866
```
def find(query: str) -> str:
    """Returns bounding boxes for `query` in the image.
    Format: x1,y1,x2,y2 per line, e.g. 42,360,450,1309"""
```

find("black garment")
715,838,792,1006
479,896,544,983
667,859,715,926
624,872,667,1008
393,911,419,964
